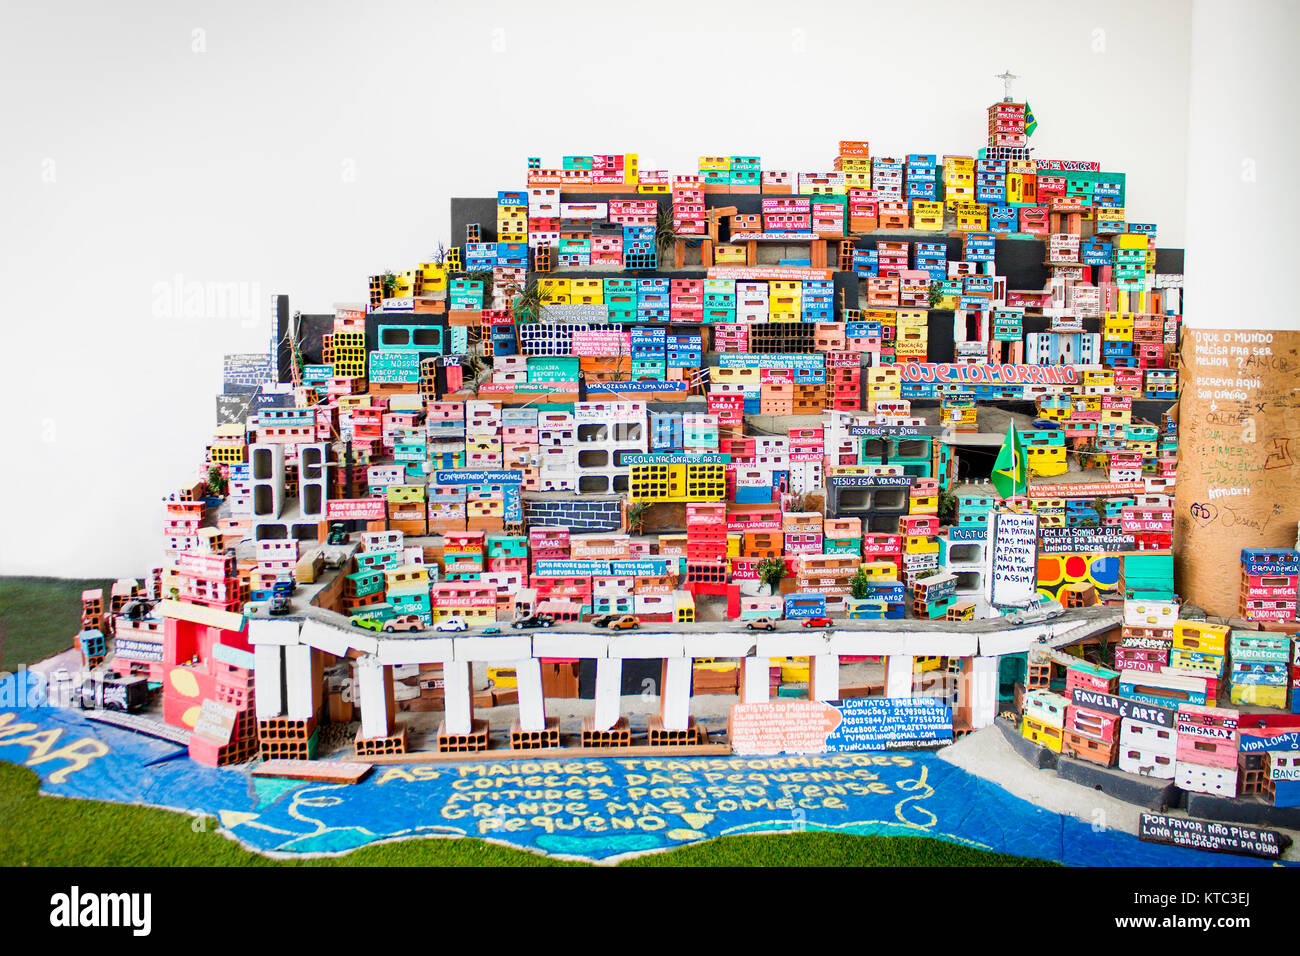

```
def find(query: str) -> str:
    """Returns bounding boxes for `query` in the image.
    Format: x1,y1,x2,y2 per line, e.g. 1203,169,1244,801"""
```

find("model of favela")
35,79,1300,859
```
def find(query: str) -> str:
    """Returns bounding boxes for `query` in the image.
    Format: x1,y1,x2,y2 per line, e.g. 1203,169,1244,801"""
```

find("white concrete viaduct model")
248,604,1119,746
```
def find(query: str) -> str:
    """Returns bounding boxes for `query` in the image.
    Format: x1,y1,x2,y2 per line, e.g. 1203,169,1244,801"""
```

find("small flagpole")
1010,420,1018,489
1006,420,1026,510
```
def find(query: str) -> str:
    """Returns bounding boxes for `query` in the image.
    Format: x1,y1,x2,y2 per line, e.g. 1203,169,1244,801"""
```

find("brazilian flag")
1024,102,1038,137
991,421,1029,500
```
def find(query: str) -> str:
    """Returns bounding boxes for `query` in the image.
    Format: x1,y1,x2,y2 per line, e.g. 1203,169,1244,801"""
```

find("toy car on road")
435,616,468,632
588,613,615,628
745,617,778,631
77,671,150,713
801,616,833,628
269,596,292,616
327,522,350,546
512,614,555,629
609,615,640,631
120,599,158,622
350,617,384,632
481,626,501,635
1007,599,1066,627
383,614,425,633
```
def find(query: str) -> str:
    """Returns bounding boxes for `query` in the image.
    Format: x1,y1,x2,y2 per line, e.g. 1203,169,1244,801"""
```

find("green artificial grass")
0,762,1052,867
0,577,115,671
621,831,1056,866
0,761,574,867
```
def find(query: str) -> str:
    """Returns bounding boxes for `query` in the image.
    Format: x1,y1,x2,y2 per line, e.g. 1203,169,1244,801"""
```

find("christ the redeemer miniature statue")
996,70,1019,102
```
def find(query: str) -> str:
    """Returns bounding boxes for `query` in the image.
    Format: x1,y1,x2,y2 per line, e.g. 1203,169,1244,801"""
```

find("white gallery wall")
1184,0,1300,330
0,0,1273,577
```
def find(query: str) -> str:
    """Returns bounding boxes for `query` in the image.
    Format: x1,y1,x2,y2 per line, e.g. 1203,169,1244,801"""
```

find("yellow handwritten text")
0,711,110,784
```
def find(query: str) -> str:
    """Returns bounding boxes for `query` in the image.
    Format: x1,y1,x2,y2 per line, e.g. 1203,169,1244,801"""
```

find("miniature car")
435,616,468,633
269,596,291,616
323,551,348,571
327,522,350,546
350,617,384,632
77,671,150,713
1007,599,1066,627
801,616,833,628
120,599,157,622
746,617,778,631
481,626,501,635
272,577,295,598
512,614,555,629
383,614,426,633
588,613,615,628
608,615,640,631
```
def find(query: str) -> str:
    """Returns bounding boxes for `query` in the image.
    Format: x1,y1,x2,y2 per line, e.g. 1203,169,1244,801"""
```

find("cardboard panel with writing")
1175,329,1300,616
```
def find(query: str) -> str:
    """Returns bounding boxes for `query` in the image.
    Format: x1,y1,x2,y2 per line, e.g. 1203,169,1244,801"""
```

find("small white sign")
984,510,1039,608
193,699,238,745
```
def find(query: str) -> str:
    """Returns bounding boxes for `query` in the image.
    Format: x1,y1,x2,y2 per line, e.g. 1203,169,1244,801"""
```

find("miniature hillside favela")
64,87,1300,816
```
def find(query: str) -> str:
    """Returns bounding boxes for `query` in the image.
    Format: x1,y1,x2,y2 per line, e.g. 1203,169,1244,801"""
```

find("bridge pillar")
253,644,283,720
284,643,320,720
884,655,915,698
442,660,474,735
808,654,840,702
356,654,395,739
659,657,692,731
513,658,546,732
967,655,1000,729
740,656,771,703
592,658,622,731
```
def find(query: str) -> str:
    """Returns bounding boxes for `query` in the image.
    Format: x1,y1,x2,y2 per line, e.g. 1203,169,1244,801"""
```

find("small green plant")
784,492,812,513
291,314,305,375
508,278,546,323
655,204,684,266
206,465,227,498
460,353,489,395
938,489,958,526
465,270,495,292
1075,438,1107,470
849,567,872,600
928,281,944,309
757,557,788,593
1091,497,1109,526
626,501,652,536
280,312,306,385
380,270,398,297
